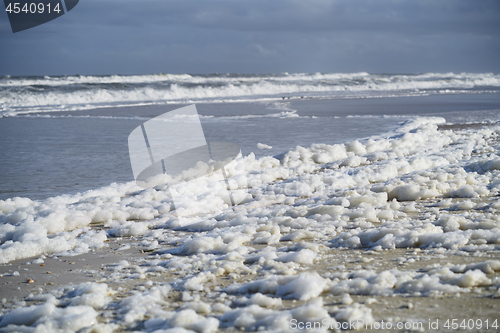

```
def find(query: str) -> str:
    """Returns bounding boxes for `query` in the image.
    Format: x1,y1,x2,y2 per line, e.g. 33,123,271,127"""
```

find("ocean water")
1,73,500,332
1,73,500,200
1,72,500,116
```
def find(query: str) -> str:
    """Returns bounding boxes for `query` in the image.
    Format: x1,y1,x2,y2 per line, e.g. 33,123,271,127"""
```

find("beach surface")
1,73,500,332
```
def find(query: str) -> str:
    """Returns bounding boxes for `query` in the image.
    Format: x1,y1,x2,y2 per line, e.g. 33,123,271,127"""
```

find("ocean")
0,72,499,332
1,72,500,200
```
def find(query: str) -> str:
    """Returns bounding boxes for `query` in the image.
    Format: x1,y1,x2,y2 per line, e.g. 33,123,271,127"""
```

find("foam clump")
0,299,98,332
333,303,374,329
0,283,112,332
220,298,334,332
227,272,327,301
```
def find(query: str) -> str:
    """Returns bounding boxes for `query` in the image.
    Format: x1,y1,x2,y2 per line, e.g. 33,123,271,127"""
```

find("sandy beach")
1,238,499,332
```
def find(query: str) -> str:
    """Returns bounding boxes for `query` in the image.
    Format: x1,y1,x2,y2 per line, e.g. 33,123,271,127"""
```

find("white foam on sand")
1,116,500,331
0,282,112,332
2,116,500,261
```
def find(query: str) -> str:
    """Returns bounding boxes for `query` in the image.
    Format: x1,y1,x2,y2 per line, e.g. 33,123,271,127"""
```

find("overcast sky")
1,0,499,76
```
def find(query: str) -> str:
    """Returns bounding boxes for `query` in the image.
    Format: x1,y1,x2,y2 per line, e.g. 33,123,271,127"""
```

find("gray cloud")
1,0,499,75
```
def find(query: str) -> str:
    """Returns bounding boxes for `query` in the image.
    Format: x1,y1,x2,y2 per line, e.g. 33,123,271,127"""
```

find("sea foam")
2,72,499,116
